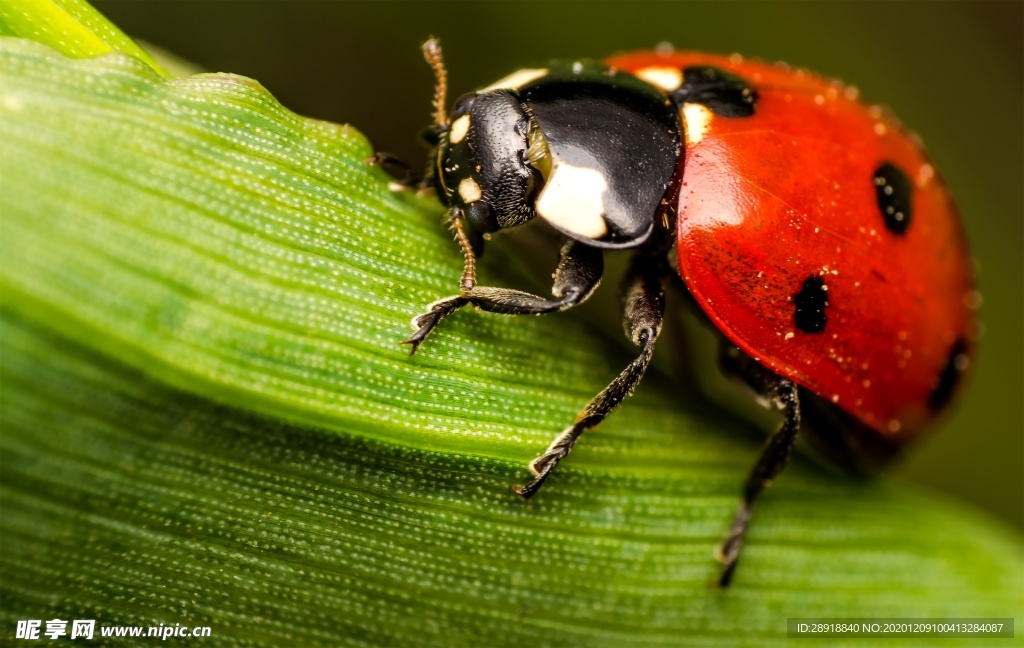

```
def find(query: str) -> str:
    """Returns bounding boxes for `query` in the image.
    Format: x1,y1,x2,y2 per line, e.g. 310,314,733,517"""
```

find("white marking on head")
636,66,683,92
458,177,482,203
535,163,608,239
480,68,548,93
449,114,471,144
682,103,713,145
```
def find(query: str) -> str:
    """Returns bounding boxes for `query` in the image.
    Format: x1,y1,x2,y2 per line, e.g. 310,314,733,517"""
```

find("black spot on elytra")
794,276,829,334
873,162,913,235
928,338,969,412
671,66,758,117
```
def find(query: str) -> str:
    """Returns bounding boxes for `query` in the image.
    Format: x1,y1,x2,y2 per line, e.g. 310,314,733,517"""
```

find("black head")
433,91,540,235
421,40,541,249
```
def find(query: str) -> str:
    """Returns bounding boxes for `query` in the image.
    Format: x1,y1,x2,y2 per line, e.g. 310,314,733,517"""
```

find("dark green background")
91,1,1023,531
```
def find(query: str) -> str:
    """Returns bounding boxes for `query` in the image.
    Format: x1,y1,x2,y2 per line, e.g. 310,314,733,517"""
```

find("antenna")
422,38,449,131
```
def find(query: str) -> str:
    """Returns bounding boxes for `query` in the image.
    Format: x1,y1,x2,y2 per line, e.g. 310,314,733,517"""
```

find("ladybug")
399,39,976,586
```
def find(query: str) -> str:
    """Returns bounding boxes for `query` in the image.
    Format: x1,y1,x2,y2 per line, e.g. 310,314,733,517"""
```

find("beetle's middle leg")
514,254,666,498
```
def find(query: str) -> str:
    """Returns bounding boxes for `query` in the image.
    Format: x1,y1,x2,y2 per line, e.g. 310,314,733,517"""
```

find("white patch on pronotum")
458,177,482,203
480,68,548,93
635,66,683,92
449,114,471,144
535,162,608,239
682,103,713,145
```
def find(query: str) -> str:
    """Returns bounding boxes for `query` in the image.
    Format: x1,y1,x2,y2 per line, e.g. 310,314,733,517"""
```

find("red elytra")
606,51,976,441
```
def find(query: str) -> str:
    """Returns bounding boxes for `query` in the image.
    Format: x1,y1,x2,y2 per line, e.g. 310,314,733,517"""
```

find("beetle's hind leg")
514,254,666,498
715,349,802,587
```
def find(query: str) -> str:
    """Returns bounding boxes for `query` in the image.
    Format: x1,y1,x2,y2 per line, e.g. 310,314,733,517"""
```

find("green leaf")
0,38,1021,647
0,0,166,75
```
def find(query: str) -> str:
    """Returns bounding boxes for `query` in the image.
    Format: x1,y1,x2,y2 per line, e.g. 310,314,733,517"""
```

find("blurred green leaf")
0,0,166,74
0,35,1021,647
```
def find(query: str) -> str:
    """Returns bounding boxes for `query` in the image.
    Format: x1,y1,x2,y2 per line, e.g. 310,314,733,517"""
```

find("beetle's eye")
465,202,499,234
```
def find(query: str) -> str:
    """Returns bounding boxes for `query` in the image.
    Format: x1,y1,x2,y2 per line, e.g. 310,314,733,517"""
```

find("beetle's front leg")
403,240,603,354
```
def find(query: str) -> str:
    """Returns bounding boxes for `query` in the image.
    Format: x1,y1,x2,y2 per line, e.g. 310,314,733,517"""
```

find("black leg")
403,241,604,354
367,152,420,188
513,255,666,498
716,377,801,587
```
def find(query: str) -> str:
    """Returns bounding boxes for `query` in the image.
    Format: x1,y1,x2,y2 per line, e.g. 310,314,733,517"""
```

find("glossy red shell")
606,51,975,441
